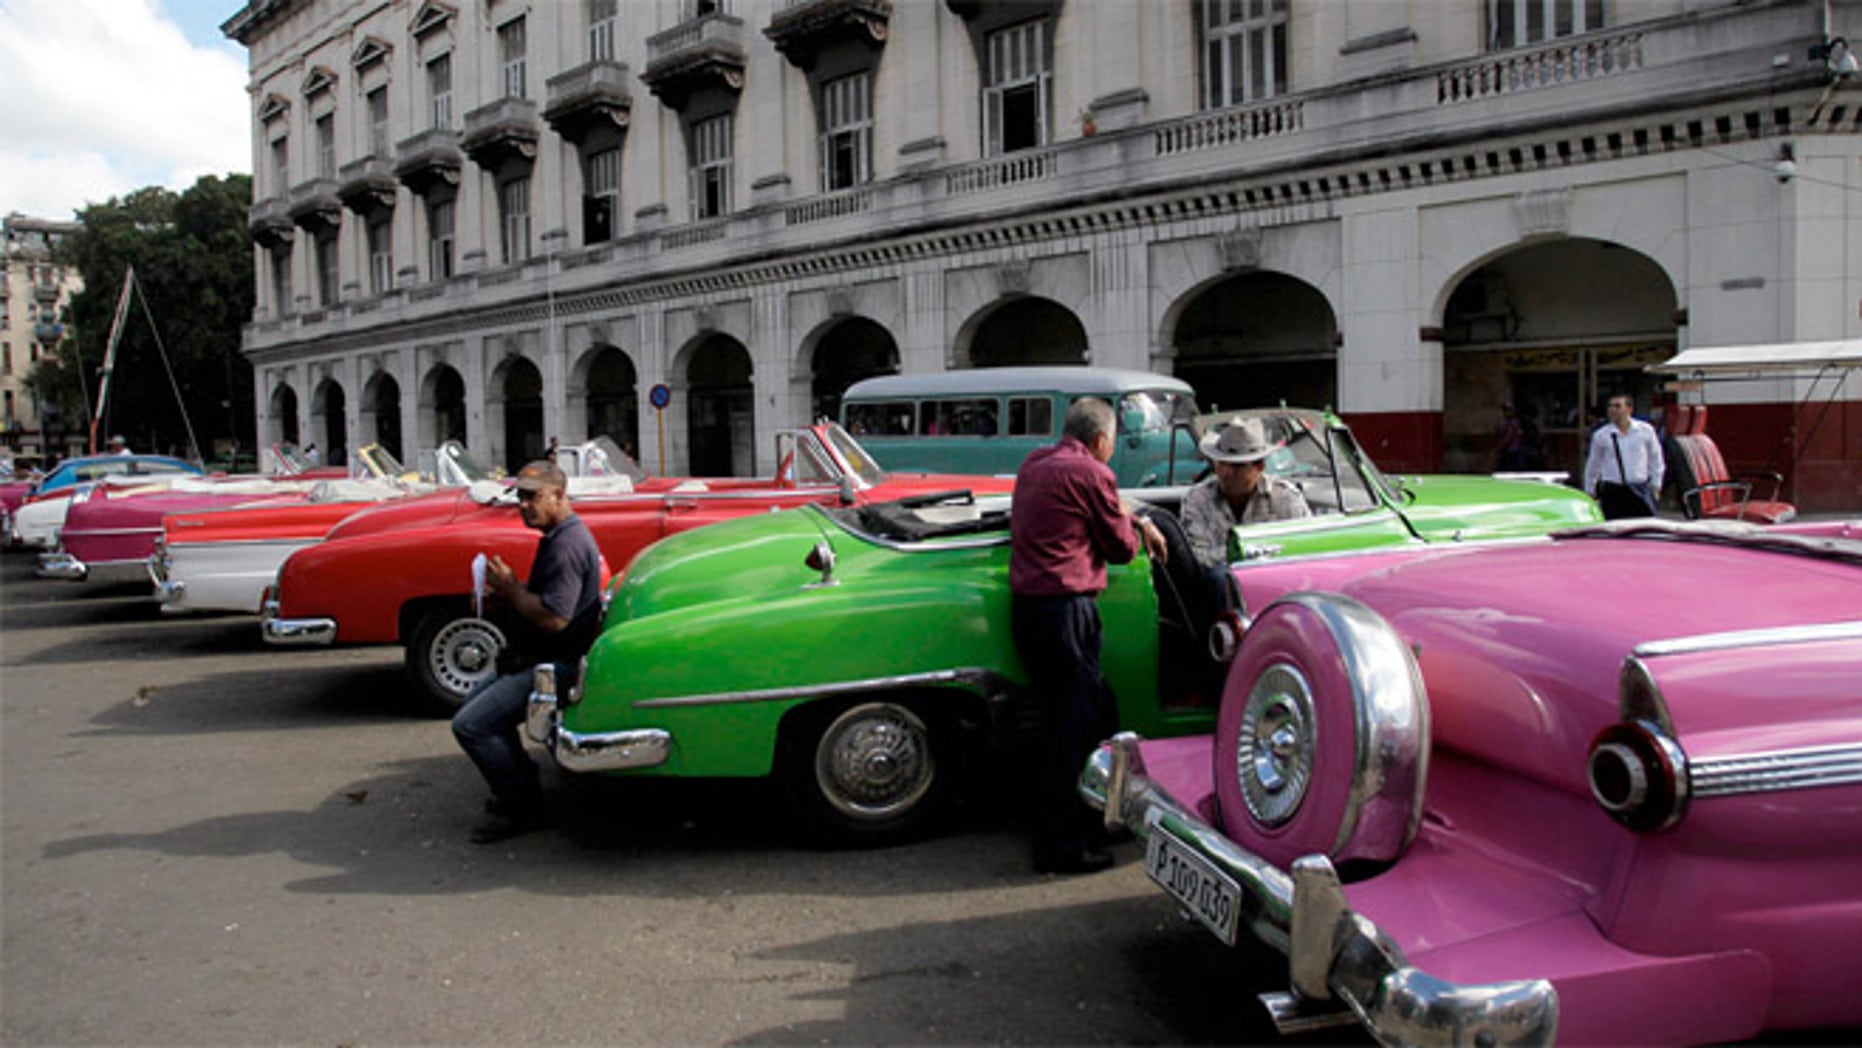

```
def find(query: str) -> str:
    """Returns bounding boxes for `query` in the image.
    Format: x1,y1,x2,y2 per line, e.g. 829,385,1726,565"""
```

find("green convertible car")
525,408,1601,844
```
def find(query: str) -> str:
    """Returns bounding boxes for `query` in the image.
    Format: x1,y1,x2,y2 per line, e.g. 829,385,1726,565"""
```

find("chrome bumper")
260,598,336,645
526,665,671,773
1081,733,1558,1047
37,551,87,580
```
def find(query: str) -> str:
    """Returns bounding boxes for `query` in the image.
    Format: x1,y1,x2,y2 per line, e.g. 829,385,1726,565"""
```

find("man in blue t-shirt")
452,459,604,844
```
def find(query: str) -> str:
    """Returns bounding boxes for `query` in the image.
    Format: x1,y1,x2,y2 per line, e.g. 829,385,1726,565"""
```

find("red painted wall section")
1701,399,1861,514
1341,410,1444,475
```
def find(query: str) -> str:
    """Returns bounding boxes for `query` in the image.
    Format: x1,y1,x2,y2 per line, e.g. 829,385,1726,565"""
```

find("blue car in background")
5,454,203,548
30,454,203,497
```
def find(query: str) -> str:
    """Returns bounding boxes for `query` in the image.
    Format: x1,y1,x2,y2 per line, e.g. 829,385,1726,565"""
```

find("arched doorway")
1441,238,1677,475
965,298,1088,368
360,371,403,461
495,356,544,473
420,365,467,451
684,335,754,476
1171,272,1337,415
584,347,638,456
312,378,347,466
268,384,300,445
809,317,899,422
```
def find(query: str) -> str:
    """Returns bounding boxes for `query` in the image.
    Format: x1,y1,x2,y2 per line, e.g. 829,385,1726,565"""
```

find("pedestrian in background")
1584,393,1664,519
1008,398,1168,875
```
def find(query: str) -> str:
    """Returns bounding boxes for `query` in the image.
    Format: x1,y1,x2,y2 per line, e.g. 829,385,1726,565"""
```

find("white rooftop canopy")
1653,339,1862,375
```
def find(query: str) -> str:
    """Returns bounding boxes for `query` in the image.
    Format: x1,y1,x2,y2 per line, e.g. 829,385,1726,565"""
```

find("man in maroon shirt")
1010,397,1167,874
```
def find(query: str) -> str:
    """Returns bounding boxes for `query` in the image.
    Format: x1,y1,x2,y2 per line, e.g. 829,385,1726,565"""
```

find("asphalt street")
0,548,1334,1046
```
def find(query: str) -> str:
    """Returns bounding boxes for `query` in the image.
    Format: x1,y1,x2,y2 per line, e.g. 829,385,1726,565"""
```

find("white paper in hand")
471,552,488,619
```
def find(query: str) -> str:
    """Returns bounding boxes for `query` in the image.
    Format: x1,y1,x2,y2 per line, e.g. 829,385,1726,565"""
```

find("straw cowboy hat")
1198,416,1277,464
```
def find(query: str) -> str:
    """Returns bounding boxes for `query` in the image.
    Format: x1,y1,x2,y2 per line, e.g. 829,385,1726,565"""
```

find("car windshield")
1328,427,1395,509
433,442,500,485
822,424,887,486
354,444,406,481
1201,412,1387,516
562,436,648,483
1117,390,1198,434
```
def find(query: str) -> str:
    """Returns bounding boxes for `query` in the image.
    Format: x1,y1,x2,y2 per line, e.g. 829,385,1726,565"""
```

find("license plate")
1145,830,1243,946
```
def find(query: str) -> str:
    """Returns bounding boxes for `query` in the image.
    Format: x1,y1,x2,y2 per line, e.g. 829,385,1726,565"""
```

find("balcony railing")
766,0,892,69
1154,98,1305,158
544,61,633,141
394,129,465,196
647,13,746,62
1438,30,1645,104
288,178,343,231
338,156,398,214
944,149,1056,196
642,13,748,106
247,197,294,247
785,187,874,227
662,219,729,250
462,98,542,166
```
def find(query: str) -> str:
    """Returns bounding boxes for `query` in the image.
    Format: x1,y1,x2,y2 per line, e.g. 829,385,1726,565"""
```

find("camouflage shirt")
1180,475,1312,567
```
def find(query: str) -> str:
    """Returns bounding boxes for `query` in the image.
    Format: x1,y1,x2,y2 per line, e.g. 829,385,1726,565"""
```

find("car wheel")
1212,593,1428,872
406,610,507,712
780,699,956,846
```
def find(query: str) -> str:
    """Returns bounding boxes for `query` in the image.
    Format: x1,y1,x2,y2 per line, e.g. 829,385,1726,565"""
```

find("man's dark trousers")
1012,592,1118,866
452,669,545,817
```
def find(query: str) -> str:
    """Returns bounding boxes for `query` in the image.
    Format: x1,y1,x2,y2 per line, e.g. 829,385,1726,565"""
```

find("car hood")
606,506,834,625
1394,473,1600,541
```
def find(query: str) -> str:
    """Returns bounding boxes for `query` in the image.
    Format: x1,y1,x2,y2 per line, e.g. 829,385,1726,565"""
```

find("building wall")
228,0,1862,509
1,214,84,460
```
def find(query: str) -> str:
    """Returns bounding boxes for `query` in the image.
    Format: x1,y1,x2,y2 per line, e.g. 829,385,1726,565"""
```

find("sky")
1,0,252,223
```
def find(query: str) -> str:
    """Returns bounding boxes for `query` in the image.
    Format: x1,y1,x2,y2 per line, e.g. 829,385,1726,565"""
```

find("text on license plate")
1145,831,1243,946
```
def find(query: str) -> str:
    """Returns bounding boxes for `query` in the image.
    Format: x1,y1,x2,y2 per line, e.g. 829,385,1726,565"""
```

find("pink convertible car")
1083,519,1862,1045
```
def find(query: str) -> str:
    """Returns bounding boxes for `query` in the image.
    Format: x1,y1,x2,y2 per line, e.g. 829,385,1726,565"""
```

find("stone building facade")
228,0,1861,508
1,214,84,461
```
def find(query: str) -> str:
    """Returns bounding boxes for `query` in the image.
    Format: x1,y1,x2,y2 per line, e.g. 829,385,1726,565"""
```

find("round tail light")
1587,720,1689,832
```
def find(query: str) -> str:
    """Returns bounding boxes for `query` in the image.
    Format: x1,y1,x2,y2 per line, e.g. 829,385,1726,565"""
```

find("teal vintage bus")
839,366,1201,486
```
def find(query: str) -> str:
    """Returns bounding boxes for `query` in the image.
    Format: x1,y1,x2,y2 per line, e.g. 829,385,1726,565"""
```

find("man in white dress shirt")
1583,394,1664,519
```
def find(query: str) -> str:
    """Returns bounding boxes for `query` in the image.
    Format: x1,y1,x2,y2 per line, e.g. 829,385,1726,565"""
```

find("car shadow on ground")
35,747,1109,902
73,662,435,735
734,897,1368,1046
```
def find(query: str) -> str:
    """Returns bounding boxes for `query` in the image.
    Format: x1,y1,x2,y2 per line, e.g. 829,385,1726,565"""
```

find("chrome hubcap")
816,703,934,821
429,617,506,698
1238,662,1314,827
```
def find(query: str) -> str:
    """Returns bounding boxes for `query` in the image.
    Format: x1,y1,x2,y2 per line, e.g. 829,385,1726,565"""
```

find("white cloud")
0,0,250,221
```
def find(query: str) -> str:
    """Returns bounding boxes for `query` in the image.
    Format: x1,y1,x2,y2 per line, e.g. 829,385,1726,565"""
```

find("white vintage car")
151,440,623,616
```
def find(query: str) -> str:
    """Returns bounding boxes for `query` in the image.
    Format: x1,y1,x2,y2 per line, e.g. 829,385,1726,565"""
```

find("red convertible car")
262,424,1014,708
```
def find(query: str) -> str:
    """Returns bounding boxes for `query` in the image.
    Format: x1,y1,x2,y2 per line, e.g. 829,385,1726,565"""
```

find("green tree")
27,175,255,461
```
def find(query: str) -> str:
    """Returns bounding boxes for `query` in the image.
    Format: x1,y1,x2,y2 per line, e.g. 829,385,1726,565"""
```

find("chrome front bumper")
525,665,671,773
260,597,336,645
37,551,87,580
1081,733,1558,1047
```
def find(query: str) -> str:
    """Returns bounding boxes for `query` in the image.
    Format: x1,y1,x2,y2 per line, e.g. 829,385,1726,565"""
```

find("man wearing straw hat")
1181,415,1310,568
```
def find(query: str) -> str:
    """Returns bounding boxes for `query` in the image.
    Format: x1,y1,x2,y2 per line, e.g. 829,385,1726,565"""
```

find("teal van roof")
843,366,1194,400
